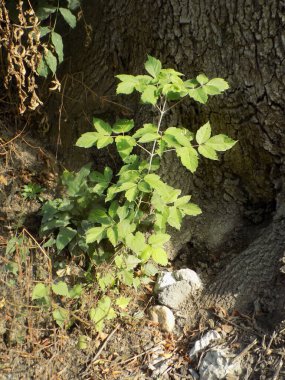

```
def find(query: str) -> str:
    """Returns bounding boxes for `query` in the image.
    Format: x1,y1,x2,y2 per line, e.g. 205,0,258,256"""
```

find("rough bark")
48,0,285,312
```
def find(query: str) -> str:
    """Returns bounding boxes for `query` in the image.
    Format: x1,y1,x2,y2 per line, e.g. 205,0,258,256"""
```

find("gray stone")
154,271,177,294
158,280,192,310
149,305,175,332
189,330,221,358
199,349,242,380
174,268,203,290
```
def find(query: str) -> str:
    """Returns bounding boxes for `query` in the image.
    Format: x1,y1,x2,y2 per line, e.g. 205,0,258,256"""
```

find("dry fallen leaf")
0,298,6,308
221,324,234,333
0,175,8,185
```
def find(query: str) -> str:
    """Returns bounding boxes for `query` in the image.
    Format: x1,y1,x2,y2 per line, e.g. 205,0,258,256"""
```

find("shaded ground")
1,123,285,379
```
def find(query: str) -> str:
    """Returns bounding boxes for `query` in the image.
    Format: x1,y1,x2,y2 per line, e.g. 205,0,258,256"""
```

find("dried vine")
0,0,42,114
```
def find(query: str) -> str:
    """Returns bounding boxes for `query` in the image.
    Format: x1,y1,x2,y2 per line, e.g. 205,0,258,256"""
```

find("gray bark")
48,0,285,312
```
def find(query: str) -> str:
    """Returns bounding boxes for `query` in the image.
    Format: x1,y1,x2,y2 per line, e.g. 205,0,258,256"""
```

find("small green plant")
36,0,80,77
21,183,45,201
40,56,236,331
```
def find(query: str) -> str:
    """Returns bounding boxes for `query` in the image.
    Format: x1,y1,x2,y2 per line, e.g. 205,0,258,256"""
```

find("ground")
1,121,285,380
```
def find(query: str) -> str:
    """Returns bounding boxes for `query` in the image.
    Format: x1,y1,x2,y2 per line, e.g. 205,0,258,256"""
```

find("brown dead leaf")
0,175,8,185
221,324,234,333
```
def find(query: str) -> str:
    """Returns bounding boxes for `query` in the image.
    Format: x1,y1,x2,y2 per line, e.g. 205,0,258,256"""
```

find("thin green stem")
147,99,167,174
135,99,167,218
136,143,152,155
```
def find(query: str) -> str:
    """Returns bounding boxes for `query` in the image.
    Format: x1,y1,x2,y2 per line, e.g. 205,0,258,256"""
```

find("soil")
1,121,285,380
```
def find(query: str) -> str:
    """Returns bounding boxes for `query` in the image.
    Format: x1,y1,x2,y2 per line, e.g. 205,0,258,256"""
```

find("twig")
85,324,120,372
272,357,283,380
113,341,166,366
232,339,257,363
212,312,263,338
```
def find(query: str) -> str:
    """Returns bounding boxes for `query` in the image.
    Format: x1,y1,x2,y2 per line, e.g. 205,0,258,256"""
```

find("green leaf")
151,247,168,266
143,263,158,276
145,55,162,78
44,49,57,75
107,226,118,246
93,118,112,135
125,232,146,254
167,206,182,229
117,220,135,239
144,173,163,189
113,119,135,133
176,146,199,173
179,202,202,216
75,132,98,148
125,255,141,270
149,233,170,248
164,127,192,147
141,85,158,105
154,210,169,232
119,270,134,286
138,181,151,192
69,284,83,298
67,0,81,10
86,226,106,244
116,75,137,94
37,56,49,77
119,169,140,183
196,74,209,85
52,281,69,297
53,308,69,328
117,205,129,221
56,227,77,251
125,186,138,202
97,136,113,149
174,195,191,207
188,87,208,104
36,6,57,20
51,31,64,63
40,26,51,38
90,296,116,332
32,283,49,300
88,208,110,224
115,255,124,269
108,201,119,218
116,297,130,309
145,174,180,203
198,145,218,160
207,78,229,92
5,262,18,275
196,122,211,145
138,133,159,143
77,335,89,350
59,7,76,28
139,245,152,262
115,136,136,160
205,135,237,151
133,123,157,139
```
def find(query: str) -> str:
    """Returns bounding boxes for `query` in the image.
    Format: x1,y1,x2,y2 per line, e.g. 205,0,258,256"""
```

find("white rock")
174,268,203,290
158,280,192,310
154,271,176,294
199,349,242,380
189,330,221,358
149,305,175,332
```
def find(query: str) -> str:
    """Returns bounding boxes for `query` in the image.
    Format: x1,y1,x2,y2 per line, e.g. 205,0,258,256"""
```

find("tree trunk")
49,0,285,313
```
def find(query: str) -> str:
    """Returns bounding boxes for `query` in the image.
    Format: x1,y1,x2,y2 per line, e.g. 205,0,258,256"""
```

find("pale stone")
154,271,177,294
189,330,221,358
149,305,175,332
174,268,203,290
158,280,192,310
199,349,243,380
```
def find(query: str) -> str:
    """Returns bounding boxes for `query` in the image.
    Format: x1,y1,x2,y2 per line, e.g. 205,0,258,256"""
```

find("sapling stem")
135,99,167,218
147,99,167,174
